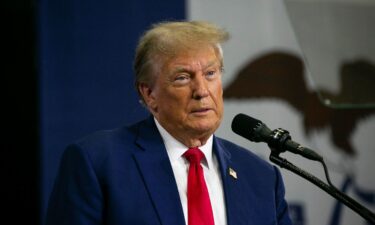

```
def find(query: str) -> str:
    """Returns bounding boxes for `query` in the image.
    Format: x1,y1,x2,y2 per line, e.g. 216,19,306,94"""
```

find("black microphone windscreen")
231,113,262,141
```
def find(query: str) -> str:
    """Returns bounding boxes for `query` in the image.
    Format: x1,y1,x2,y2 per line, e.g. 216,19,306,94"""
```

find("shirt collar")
154,118,214,169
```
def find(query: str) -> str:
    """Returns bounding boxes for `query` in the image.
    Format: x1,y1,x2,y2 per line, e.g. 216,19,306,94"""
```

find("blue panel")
38,0,185,222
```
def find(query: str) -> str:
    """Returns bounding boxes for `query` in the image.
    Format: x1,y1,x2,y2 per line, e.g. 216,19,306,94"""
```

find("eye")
175,74,189,81
206,71,215,76
205,69,219,80
173,74,190,85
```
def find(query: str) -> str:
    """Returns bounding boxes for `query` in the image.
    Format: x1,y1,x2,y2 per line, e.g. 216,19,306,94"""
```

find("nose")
192,74,209,100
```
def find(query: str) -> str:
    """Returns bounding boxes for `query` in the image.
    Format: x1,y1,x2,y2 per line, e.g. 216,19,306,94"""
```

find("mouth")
191,107,213,115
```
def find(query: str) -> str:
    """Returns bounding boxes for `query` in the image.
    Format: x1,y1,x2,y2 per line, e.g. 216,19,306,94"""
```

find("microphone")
231,113,323,161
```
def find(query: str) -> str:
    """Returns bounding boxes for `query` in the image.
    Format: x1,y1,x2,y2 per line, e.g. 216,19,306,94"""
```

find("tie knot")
183,147,204,164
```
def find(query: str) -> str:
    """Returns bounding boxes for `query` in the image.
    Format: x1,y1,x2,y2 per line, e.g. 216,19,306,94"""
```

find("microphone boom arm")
231,113,375,222
269,152,375,224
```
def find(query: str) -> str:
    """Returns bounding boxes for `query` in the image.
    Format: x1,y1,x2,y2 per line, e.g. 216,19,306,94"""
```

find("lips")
191,107,212,114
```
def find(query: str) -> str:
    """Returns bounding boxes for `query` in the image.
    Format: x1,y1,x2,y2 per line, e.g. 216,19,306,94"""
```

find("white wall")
187,0,375,224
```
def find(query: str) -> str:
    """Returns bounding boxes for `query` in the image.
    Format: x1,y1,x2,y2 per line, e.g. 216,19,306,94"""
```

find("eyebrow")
172,60,220,73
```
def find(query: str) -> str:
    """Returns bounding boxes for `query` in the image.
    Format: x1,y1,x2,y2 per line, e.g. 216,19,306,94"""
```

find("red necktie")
183,147,215,225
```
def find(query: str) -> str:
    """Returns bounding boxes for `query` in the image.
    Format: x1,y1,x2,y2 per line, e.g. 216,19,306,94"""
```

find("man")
46,21,292,225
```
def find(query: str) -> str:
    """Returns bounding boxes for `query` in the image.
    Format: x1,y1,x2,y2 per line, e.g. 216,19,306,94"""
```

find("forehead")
162,46,221,71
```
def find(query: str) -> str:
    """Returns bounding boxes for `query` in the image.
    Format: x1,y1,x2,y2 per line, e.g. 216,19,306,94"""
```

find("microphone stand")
269,152,375,224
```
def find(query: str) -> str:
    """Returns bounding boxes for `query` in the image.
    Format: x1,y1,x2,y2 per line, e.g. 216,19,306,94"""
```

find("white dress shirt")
154,118,227,225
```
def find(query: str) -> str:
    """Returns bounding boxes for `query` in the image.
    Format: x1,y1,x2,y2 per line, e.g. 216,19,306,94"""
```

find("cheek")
217,97,224,115
213,86,224,117
159,89,188,110
212,83,223,103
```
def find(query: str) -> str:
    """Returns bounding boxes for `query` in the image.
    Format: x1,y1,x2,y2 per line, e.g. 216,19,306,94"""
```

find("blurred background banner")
187,1,375,225
284,0,375,108
35,0,375,225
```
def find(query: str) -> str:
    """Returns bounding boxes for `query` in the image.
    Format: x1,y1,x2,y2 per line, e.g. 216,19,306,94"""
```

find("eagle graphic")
224,51,375,156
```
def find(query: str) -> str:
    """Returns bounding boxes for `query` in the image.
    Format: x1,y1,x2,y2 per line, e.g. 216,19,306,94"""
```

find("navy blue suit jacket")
46,117,292,225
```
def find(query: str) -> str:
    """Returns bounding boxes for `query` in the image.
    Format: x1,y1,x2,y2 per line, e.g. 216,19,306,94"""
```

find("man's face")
142,46,224,144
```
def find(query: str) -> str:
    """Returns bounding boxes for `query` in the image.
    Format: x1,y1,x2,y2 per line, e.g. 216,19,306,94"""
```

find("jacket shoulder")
215,136,275,172
63,119,148,166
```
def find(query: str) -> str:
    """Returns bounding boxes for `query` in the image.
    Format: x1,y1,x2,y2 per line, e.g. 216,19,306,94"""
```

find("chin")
189,121,219,135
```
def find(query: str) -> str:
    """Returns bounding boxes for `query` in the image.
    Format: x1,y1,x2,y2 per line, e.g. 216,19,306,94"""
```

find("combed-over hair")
133,21,229,100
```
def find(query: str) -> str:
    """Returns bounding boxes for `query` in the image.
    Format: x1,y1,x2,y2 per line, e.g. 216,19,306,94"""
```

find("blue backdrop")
39,0,185,222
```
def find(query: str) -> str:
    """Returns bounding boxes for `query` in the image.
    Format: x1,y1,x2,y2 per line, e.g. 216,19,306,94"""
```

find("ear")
138,83,157,112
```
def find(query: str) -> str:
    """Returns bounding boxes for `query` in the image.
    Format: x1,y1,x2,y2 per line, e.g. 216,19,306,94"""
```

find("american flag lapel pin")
229,167,237,179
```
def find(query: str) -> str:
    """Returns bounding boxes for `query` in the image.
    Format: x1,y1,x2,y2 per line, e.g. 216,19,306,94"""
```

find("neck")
175,134,210,148
154,118,212,148
165,126,212,147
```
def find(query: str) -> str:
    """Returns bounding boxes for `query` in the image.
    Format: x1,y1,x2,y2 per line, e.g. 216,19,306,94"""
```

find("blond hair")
133,21,229,99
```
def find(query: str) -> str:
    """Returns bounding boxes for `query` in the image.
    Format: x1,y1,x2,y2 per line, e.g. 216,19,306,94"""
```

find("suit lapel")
132,118,253,225
213,137,251,225
132,117,185,225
